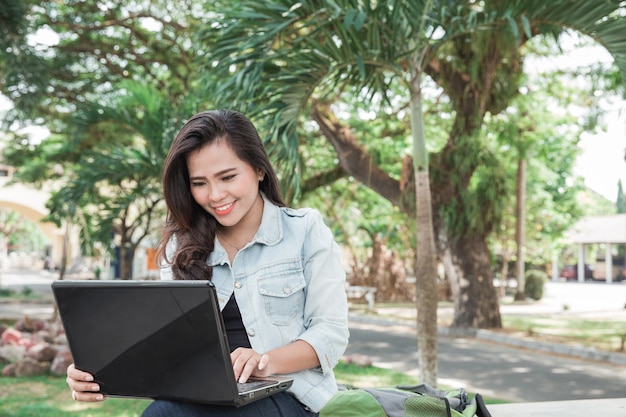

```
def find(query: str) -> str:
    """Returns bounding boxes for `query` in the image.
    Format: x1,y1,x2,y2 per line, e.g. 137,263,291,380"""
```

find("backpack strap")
473,394,493,417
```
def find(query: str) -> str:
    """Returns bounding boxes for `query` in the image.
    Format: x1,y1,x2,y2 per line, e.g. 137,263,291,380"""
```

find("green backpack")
320,384,492,417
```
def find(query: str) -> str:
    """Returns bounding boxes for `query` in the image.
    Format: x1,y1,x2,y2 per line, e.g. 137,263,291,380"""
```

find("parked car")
559,264,594,281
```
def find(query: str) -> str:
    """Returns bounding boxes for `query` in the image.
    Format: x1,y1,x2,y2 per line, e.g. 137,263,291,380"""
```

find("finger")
72,390,105,402
238,356,262,383
66,375,101,394
231,348,254,381
67,363,94,382
66,364,101,395
257,354,269,372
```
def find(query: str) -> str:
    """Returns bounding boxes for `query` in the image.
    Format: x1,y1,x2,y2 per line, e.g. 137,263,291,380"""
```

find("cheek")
190,188,205,206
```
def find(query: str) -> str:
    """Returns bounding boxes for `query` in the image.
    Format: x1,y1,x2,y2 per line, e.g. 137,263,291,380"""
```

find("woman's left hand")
230,348,272,383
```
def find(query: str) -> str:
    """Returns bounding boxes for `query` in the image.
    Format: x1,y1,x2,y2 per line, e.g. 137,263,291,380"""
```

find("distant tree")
0,208,23,261
4,82,198,278
1,1,200,131
1,2,208,276
617,180,625,214
0,0,27,48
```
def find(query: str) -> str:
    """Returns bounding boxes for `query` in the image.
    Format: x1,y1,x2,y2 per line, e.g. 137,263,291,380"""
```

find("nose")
207,183,227,203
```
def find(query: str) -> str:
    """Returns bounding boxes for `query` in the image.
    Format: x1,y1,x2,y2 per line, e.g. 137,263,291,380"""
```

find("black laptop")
51,279,293,406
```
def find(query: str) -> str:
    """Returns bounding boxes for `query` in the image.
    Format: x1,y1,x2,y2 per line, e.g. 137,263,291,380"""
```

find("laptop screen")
53,280,239,403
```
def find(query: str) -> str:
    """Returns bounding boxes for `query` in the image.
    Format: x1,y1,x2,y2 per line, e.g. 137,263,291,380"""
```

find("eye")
190,181,206,187
222,174,236,181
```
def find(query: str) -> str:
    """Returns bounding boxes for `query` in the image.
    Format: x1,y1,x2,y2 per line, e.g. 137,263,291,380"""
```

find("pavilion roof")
563,214,626,244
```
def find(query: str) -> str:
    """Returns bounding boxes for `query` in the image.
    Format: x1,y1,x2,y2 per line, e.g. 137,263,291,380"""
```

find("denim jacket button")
283,286,292,294
247,329,255,337
234,281,242,289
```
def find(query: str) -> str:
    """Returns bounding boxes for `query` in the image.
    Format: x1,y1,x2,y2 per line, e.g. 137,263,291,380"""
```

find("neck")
218,233,247,251
217,194,264,250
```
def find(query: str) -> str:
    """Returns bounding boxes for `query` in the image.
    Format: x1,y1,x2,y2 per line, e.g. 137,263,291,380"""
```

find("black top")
222,294,251,352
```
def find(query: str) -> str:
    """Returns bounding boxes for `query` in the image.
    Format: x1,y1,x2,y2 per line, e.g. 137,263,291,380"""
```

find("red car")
559,264,594,280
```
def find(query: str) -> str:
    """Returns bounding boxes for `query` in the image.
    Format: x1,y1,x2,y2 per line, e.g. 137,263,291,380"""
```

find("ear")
257,169,265,181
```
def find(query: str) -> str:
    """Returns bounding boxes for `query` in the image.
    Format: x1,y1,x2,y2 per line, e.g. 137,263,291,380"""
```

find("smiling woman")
64,109,350,417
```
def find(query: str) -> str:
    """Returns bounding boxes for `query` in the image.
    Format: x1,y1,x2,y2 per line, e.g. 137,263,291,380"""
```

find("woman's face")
186,139,264,230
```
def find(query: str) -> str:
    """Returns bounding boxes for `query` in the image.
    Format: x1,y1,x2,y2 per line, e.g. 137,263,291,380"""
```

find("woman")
66,109,350,416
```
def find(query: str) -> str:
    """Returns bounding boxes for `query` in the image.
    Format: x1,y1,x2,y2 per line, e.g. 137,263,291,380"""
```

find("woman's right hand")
66,364,105,402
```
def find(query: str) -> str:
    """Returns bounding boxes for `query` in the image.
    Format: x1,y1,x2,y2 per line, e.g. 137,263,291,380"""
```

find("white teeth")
215,202,234,212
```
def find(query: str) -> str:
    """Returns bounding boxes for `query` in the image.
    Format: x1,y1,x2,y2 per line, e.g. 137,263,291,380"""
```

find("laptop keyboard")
237,379,274,393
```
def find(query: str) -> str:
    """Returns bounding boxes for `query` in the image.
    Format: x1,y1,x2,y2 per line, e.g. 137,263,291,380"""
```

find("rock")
0,344,26,363
26,342,58,362
2,363,16,376
53,333,68,345
15,358,50,377
50,346,73,376
14,316,45,333
1,327,22,345
32,330,54,344
17,335,34,349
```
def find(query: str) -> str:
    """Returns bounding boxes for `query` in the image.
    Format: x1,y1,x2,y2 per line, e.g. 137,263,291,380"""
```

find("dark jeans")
141,392,318,417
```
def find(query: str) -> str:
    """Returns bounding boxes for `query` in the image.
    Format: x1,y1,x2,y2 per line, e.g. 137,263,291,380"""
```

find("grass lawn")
353,302,626,353
0,375,150,417
501,315,626,352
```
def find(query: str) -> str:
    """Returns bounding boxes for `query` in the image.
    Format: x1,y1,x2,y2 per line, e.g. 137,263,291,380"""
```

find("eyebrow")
189,167,237,181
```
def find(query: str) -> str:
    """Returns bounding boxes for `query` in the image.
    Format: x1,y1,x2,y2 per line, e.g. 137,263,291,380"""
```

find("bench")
487,398,625,417
345,286,377,311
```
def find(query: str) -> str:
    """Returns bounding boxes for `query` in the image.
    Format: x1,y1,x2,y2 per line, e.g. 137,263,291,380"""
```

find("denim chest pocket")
257,264,306,326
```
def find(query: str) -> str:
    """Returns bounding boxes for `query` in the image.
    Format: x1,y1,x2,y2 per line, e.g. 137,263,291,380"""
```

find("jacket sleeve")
297,209,350,374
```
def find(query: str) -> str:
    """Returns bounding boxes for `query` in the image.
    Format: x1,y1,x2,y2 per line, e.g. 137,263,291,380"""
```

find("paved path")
346,318,626,402
346,280,626,402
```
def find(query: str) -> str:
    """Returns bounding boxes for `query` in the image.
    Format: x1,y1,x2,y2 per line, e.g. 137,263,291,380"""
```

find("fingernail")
85,375,94,381
95,394,104,401
92,385,100,391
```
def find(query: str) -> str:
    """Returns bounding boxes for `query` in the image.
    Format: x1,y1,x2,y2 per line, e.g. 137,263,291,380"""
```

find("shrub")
524,269,547,300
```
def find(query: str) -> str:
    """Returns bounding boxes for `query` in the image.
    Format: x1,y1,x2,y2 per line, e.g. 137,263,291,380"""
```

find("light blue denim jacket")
161,194,350,412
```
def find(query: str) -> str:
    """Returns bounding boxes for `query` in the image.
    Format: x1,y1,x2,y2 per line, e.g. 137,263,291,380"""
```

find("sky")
533,39,626,203
576,109,625,202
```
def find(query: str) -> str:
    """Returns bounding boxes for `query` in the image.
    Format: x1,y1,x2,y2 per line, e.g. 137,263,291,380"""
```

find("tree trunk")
414,169,439,385
514,157,526,300
119,243,135,280
442,234,502,328
409,72,438,387
430,136,503,329
500,251,511,299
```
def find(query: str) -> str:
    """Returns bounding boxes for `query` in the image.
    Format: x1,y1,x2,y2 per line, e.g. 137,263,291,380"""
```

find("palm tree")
46,82,191,279
197,0,626,385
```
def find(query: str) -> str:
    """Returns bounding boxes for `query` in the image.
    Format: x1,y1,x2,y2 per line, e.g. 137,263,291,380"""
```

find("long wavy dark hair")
158,110,286,280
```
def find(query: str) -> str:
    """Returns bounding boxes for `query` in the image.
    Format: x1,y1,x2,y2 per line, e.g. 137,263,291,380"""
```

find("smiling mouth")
214,201,235,215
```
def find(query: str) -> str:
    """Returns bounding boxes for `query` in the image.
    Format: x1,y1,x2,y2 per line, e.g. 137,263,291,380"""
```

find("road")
347,280,626,402
346,319,626,402
0,268,59,295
